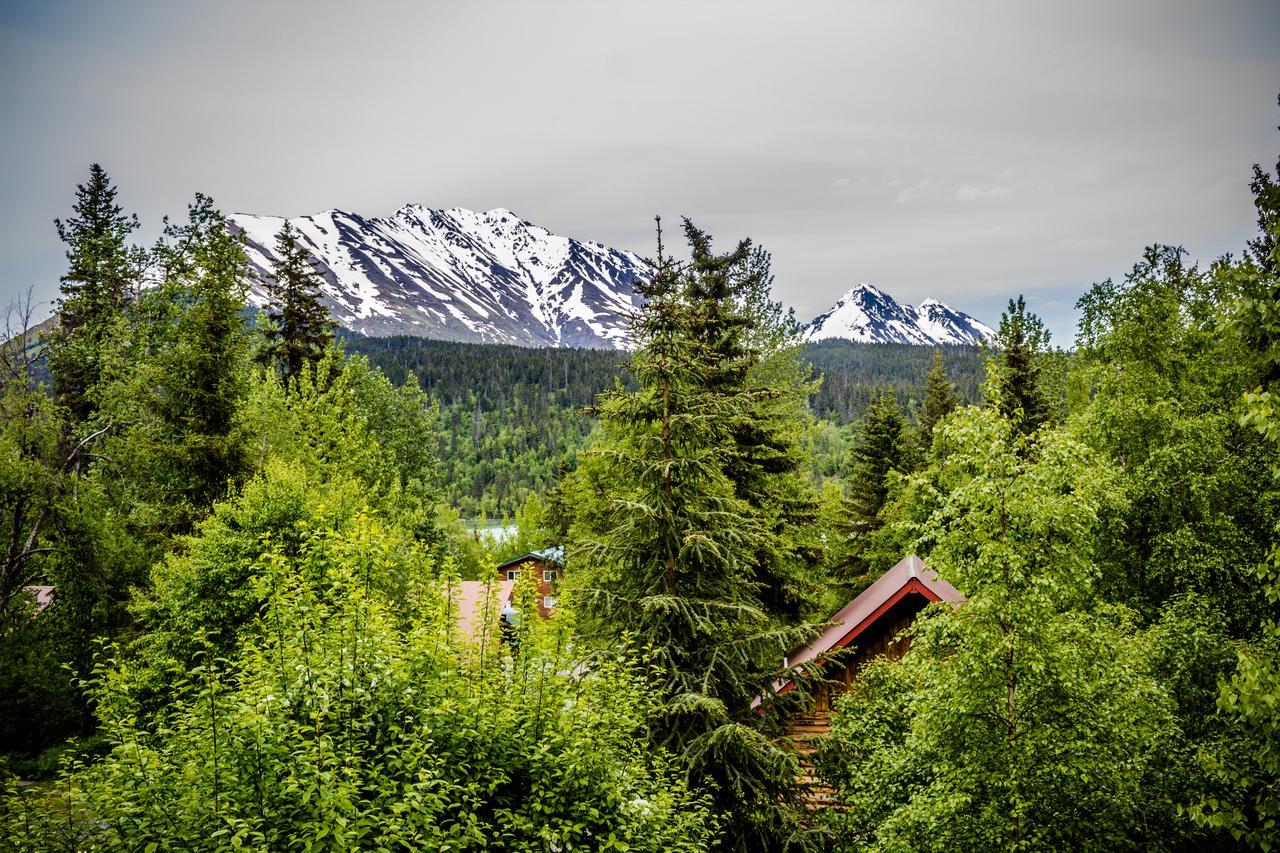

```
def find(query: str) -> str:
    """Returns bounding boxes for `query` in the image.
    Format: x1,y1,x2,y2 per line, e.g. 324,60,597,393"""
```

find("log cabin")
495,547,563,618
767,554,963,806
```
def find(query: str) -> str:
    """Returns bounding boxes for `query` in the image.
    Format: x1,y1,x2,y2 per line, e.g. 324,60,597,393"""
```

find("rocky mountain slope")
229,205,647,348
803,283,995,346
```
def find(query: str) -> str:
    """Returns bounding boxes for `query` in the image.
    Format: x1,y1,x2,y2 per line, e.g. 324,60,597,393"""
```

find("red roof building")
449,579,517,643
495,548,563,619
764,554,963,807
773,553,962,706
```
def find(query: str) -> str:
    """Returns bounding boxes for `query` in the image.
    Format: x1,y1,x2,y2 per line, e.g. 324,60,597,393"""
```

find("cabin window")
542,569,557,582
542,595,558,609
506,569,519,581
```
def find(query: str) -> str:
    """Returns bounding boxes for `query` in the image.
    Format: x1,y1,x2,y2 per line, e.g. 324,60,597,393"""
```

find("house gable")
766,554,963,809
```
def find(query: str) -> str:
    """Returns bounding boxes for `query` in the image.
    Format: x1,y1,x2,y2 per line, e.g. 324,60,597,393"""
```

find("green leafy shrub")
2,512,713,852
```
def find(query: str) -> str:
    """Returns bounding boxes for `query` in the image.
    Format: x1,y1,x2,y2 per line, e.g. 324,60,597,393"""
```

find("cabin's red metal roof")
787,554,962,670
753,555,962,709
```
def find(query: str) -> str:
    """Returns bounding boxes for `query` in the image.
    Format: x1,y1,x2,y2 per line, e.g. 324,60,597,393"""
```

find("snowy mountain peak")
229,205,649,348
229,206,994,351
805,284,995,346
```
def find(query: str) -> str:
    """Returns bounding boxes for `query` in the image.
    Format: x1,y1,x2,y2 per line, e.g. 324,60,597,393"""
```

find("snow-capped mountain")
229,206,994,351
804,284,995,346
229,205,648,348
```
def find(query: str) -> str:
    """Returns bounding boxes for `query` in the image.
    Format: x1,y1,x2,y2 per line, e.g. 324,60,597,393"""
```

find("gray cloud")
2,0,1277,343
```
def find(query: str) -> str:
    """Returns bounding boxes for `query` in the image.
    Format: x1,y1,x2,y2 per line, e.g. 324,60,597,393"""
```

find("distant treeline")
344,334,990,516
344,335,632,409
802,340,987,422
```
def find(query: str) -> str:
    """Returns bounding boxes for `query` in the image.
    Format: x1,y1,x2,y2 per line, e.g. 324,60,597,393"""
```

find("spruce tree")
995,295,1050,433
680,221,824,620
146,194,252,527
46,163,140,423
571,221,812,850
918,348,958,450
258,221,334,382
842,389,907,580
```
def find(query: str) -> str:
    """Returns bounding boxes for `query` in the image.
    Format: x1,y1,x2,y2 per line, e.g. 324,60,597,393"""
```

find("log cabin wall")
808,595,928,714
786,592,931,808
499,556,559,617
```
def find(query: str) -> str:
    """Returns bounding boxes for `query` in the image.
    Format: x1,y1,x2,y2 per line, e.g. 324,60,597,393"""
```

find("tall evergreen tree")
258,221,334,382
839,389,908,583
995,295,1050,433
681,222,824,619
847,394,906,523
143,194,252,528
571,221,812,851
45,164,141,424
918,348,958,449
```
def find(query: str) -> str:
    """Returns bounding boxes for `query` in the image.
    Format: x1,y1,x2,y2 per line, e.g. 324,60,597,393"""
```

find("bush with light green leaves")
2,506,713,852
815,406,1210,851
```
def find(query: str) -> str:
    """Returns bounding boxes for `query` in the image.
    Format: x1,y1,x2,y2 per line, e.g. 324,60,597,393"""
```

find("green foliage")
804,341,986,426
490,492,556,564
348,335,626,518
0,318,69,629
691,227,826,621
841,390,910,584
239,351,438,504
817,407,1200,851
569,222,815,850
1071,245,1279,628
131,351,447,696
2,512,714,852
917,349,958,451
12,128,1280,850
256,221,335,383
130,459,365,697
994,295,1050,433
130,193,255,529
1,293,146,760
44,163,142,425
1190,135,1280,849
349,335,990,518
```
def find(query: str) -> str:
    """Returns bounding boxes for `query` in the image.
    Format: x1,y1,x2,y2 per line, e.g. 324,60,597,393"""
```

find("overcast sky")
2,0,1277,342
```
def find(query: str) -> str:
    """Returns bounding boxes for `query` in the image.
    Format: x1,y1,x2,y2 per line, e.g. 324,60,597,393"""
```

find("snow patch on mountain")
230,206,995,351
229,205,648,349
804,284,995,346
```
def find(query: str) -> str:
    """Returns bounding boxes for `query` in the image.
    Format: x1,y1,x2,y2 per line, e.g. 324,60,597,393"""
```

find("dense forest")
346,335,989,517
1,110,1279,851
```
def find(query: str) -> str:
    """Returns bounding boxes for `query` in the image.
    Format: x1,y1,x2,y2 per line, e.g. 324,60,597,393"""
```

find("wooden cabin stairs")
785,712,839,811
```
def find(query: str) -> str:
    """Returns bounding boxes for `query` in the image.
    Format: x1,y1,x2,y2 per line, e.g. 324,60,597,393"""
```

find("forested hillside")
346,334,989,516
802,339,986,422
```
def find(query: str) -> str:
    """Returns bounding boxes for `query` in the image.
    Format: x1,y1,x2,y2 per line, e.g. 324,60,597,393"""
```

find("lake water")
465,521,518,542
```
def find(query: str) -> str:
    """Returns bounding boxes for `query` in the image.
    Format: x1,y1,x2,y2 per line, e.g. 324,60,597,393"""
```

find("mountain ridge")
229,205,647,349
803,283,995,346
229,206,995,350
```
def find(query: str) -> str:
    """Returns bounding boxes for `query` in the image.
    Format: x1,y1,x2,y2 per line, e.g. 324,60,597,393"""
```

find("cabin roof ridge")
754,554,964,710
